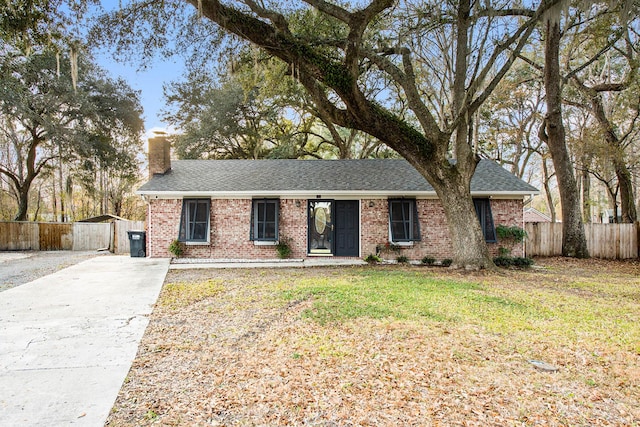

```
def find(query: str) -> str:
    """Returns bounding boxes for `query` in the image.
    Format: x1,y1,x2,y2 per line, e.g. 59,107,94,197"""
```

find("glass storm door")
308,200,333,255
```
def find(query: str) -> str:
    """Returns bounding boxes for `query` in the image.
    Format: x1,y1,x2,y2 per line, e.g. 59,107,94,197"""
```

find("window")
388,199,421,242
473,198,496,243
178,199,210,243
250,199,279,241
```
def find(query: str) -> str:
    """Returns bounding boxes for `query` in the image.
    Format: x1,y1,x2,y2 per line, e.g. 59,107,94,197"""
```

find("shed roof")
138,158,538,197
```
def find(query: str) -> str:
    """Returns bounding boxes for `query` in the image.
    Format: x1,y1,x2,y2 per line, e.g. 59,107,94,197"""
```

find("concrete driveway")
0,256,169,426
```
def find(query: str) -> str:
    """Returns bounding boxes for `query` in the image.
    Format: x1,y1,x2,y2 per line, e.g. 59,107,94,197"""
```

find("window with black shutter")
388,199,421,242
178,199,210,242
250,199,279,241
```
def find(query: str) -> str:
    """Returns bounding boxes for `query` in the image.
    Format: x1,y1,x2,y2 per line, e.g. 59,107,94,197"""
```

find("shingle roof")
138,159,538,195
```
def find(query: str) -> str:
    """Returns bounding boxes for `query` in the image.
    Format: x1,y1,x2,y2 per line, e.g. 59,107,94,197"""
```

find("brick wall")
148,198,309,259
362,198,525,260
147,197,524,260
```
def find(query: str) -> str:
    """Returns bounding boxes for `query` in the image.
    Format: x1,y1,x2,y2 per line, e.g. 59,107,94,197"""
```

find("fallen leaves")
106,261,640,426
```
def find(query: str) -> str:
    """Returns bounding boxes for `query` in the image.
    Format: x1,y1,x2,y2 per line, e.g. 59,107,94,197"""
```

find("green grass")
281,269,640,352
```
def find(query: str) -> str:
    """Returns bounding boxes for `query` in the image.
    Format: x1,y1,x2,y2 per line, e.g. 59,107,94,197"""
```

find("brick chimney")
148,135,171,179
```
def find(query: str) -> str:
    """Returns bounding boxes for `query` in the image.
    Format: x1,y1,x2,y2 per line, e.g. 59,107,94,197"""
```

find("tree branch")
363,47,441,141
301,0,351,23
244,0,291,35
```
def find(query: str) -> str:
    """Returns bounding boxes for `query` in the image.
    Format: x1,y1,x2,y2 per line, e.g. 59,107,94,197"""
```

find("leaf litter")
106,259,640,426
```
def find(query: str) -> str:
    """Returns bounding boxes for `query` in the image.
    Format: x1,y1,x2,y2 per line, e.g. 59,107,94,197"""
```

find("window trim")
178,198,211,244
250,198,279,242
388,198,421,243
473,198,497,243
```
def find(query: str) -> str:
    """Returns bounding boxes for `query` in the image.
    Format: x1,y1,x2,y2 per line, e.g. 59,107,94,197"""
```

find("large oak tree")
100,0,558,268
0,48,143,221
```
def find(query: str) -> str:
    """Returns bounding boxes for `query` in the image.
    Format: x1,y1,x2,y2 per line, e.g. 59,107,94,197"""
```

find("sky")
90,1,187,139
95,51,185,137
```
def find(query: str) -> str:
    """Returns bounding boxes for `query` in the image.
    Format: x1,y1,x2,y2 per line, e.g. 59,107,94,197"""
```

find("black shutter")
474,199,496,243
178,199,188,241
249,200,255,241
411,200,421,241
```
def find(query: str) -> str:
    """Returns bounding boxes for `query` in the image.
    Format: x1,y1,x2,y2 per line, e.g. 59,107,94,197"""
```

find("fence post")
110,221,116,253
637,221,640,258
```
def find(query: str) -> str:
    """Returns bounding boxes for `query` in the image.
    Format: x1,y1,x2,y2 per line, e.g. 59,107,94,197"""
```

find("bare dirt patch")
107,259,640,426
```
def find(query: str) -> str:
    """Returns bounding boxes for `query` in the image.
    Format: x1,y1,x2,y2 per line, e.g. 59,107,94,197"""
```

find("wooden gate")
38,223,73,250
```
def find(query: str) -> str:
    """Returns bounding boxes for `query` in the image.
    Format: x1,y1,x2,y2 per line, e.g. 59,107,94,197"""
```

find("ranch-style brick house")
138,137,538,260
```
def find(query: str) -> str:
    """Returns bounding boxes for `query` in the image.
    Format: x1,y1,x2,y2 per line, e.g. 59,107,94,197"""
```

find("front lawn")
107,258,640,426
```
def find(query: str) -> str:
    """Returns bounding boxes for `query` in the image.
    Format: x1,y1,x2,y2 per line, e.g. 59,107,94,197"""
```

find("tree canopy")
96,0,565,268
0,45,144,220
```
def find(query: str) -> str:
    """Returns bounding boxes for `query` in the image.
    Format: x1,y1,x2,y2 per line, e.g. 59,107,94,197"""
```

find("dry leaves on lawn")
106,260,640,426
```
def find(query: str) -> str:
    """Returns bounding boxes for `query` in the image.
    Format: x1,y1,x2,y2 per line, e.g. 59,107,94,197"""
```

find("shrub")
496,224,528,242
421,256,436,265
441,258,453,267
365,254,382,264
498,246,511,257
168,239,184,258
513,257,534,268
493,256,534,268
275,237,292,259
396,255,409,264
493,256,513,267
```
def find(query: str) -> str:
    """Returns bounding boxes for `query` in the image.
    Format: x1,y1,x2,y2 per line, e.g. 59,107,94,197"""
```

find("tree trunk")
438,180,492,269
15,186,29,221
543,20,589,257
58,143,66,222
541,157,557,222
581,162,591,223
586,90,638,223
614,159,636,223
412,156,492,269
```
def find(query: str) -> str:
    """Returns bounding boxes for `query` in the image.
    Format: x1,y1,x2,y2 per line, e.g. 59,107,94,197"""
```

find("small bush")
168,239,184,257
493,256,514,267
365,254,382,264
396,255,409,264
493,256,534,268
513,257,534,267
441,258,453,267
421,256,436,265
276,237,292,259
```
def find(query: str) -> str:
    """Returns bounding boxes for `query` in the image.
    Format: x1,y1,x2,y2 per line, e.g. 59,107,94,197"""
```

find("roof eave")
136,189,540,199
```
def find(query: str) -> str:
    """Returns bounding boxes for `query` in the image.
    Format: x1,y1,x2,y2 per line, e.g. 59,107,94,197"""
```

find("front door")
308,200,359,256
308,200,333,255
335,200,359,256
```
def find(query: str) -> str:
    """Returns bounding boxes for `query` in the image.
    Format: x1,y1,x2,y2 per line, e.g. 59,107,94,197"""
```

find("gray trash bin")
127,231,146,257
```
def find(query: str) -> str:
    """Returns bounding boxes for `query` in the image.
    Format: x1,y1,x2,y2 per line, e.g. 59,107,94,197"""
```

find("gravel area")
0,250,111,292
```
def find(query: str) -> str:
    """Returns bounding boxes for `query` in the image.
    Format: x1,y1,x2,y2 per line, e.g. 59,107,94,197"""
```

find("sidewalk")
0,256,170,426
169,257,368,269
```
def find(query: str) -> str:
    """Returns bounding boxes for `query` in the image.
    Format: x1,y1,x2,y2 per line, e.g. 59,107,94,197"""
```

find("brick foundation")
147,197,525,260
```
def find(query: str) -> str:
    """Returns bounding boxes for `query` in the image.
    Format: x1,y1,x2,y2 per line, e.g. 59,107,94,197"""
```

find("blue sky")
95,52,185,136
91,1,187,137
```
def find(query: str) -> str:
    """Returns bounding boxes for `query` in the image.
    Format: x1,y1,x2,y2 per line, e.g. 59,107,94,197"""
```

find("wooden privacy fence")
525,222,639,259
0,220,145,254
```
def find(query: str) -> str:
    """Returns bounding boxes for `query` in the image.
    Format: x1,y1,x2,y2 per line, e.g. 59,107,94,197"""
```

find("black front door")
334,200,359,257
